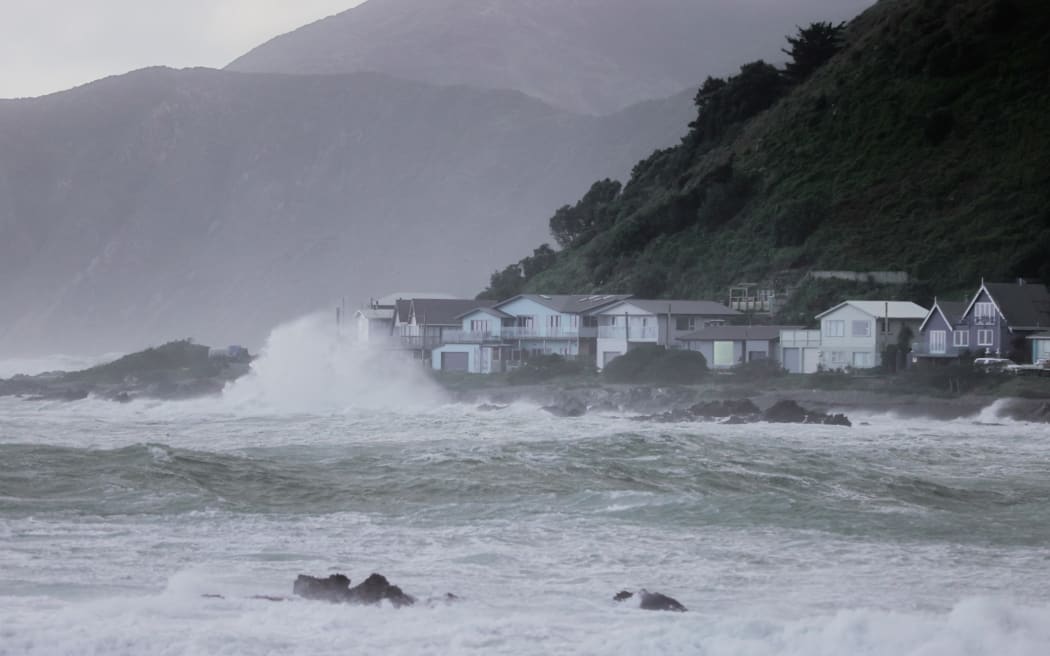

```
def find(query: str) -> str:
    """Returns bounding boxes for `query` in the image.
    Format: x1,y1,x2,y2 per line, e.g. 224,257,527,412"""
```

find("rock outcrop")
293,573,416,608
614,589,687,612
635,398,851,427
763,400,852,426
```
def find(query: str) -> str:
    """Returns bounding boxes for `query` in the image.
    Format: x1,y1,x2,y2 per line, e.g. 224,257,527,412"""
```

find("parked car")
974,357,1016,372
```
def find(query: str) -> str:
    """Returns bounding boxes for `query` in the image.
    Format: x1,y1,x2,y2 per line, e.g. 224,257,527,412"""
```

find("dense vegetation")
480,0,1050,320
602,345,708,384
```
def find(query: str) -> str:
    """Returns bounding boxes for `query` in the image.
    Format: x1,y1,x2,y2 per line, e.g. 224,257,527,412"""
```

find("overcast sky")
0,0,365,99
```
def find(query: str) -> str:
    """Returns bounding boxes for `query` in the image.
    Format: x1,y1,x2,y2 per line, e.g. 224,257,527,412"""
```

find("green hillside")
480,0,1050,321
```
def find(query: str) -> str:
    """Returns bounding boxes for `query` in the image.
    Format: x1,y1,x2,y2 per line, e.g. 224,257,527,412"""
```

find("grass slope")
510,0,1050,319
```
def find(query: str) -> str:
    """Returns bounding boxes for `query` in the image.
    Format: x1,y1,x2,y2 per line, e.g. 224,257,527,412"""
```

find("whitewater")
1,317,1049,655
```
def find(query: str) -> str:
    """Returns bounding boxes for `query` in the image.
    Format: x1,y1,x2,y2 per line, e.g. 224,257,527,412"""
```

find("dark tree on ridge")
782,21,847,82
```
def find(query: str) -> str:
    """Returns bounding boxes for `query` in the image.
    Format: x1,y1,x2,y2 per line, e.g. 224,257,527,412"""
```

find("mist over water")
222,314,447,414
2,318,1050,655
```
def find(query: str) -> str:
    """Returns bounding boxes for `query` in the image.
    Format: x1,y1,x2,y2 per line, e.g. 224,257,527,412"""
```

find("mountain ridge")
228,0,873,115
0,66,695,356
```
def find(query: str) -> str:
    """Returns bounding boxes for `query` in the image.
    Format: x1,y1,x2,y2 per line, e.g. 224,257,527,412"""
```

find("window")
978,329,994,346
852,352,874,368
929,330,946,354
830,351,846,363
569,315,579,330
548,315,561,329
975,302,996,324
470,319,488,333
824,320,846,337
675,317,696,331
953,330,969,347
852,320,872,337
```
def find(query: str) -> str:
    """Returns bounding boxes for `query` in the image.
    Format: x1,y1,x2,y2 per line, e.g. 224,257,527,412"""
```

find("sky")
0,0,365,99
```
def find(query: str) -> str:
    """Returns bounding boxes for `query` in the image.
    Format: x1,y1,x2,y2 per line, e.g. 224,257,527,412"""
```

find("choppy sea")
2,317,1048,655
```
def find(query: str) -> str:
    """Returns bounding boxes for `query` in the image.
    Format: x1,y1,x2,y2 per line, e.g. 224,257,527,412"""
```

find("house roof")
496,294,632,314
395,298,497,326
918,299,967,331
355,308,394,320
455,307,514,320
677,325,803,342
376,292,459,306
601,299,741,316
816,300,928,320
973,282,1050,329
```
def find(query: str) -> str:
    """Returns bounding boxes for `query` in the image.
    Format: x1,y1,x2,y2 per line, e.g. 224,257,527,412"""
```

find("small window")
830,351,846,363
978,329,994,346
852,320,871,337
953,330,969,347
675,317,695,331
824,320,846,338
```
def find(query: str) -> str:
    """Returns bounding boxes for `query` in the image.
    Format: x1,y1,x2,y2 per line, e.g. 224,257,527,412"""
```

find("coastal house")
593,299,740,369
677,325,802,369
393,298,497,352
912,299,970,364
430,294,630,373
354,293,458,346
948,280,1050,363
815,300,928,370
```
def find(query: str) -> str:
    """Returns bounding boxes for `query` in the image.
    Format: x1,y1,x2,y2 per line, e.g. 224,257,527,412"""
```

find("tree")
549,179,622,248
782,22,847,82
478,264,525,300
520,244,557,279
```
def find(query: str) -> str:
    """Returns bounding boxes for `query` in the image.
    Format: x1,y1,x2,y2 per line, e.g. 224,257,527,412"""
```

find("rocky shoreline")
455,383,1050,424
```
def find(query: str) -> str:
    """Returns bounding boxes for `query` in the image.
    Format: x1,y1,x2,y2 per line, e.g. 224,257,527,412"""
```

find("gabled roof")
815,300,928,320
677,325,803,342
918,299,967,332
455,307,513,320
395,298,497,326
599,299,741,317
495,294,631,314
963,281,1050,329
375,292,458,307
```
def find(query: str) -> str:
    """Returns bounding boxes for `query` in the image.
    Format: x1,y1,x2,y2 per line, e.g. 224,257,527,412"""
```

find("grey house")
913,299,969,363
916,280,1050,364
678,325,801,369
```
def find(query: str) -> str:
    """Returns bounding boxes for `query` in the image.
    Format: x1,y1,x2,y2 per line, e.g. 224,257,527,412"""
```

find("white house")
430,295,629,374
815,300,928,370
593,299,740,369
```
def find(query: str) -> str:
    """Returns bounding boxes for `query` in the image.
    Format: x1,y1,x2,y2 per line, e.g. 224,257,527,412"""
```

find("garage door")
783,348,801,374
441,351,470,372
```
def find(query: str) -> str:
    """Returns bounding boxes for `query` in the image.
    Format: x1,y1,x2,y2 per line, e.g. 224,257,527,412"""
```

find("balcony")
502,327,589,339
442,331,504,344
598,325,658,340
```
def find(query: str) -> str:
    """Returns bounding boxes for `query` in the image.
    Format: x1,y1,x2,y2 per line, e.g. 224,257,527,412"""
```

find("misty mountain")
0,67,695,356
228,0,874,115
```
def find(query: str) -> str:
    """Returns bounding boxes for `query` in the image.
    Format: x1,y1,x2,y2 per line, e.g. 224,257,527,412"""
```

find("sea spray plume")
222,314,446,413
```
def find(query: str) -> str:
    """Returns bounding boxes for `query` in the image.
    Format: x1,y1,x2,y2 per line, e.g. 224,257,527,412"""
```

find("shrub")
603,345,708,384
731,358,787,382
508,354,594,385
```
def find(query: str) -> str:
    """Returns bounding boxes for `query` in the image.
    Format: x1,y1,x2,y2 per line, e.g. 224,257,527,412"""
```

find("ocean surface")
2,318,1049,655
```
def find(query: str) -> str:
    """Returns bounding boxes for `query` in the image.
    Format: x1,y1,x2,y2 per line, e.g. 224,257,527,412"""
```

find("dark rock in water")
251,595,288,602
293,573,352,603
347,573,416,608
690,399,761,418
293,573,416,608
614,589,687,612
543,397,587,417
638,590,687,612
201,593,225,600
764,400,851,427
764,400,808,423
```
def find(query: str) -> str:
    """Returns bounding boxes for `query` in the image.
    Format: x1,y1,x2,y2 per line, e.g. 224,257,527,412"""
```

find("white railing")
502,327,587,339
598,325,658,340
442,331,502,344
